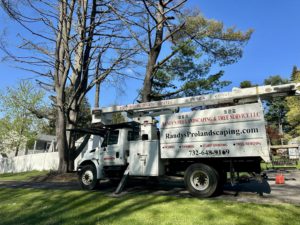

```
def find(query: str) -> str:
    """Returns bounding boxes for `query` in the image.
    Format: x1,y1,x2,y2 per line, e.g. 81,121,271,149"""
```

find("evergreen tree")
286,66,300,137
151,44,231,100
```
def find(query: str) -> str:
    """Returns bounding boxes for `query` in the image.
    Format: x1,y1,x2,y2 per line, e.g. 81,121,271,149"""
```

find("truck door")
101,130,125,166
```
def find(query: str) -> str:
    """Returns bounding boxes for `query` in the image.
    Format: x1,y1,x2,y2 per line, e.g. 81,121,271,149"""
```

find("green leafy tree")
239,80,256,88
263,75,290,144
239,76,292,144
112,112,126,124
286,66,300,137
0,81,46,156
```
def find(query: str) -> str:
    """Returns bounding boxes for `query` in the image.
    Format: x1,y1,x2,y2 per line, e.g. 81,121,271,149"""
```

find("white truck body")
128,140,164,176
160,103,269,162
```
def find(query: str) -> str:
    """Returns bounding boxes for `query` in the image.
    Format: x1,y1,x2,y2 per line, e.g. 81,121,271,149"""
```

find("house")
32,134,57,153
288,137,300,159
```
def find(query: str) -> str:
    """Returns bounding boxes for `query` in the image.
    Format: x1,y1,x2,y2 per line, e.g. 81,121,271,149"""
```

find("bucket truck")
76,83,300,197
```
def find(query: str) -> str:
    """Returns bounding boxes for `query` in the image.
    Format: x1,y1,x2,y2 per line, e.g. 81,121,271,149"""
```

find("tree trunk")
142,45,163,102
15,146,19,157
66,106,78,172
57,108,68,173
141,2,164,102
142,55,156,102
94,81,100,108
15,125,25,157
56,86,68,173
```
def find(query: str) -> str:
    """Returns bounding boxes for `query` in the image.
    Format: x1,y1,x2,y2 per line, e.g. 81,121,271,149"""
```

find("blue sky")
0,0,300,108
196,0,300,85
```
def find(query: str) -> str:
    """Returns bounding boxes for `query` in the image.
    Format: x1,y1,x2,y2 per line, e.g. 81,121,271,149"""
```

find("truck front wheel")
184,163,219,198
79,164,98,190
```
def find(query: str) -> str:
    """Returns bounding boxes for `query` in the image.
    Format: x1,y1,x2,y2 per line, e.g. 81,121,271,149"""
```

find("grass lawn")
0,170,49,181
261,162,300,170
0,188,299,225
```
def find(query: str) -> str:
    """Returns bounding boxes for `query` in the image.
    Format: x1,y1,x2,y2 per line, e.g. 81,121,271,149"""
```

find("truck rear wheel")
184,163,219,198
79,164,98,190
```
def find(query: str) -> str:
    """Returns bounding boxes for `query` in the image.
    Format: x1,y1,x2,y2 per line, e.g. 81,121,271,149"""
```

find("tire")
79,164,98,190
184,163,219,198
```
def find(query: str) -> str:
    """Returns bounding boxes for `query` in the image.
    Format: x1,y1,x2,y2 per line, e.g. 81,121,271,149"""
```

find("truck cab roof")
68,121,139,137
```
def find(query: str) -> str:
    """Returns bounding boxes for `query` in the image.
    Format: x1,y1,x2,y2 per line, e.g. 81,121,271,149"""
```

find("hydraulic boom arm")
93,83,300,116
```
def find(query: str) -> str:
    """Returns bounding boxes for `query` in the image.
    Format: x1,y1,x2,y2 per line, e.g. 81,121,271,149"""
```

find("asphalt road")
1,170,300,205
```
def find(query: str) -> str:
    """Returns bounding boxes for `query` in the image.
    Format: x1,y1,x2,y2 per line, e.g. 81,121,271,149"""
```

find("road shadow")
0,176,272,197
223,178,271,196
101,176,273,199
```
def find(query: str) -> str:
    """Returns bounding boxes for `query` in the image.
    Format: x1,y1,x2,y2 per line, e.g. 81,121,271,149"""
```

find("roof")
36,134,56,142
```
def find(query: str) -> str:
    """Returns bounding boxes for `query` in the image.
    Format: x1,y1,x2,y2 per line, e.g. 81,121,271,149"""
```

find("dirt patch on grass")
28,171,78,183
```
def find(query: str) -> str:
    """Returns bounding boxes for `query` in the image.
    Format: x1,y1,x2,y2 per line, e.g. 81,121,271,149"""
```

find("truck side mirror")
142,134,148,141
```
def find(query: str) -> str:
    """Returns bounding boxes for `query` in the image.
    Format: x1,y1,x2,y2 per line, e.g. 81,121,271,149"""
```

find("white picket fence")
0,135,94,174
0,152,59,174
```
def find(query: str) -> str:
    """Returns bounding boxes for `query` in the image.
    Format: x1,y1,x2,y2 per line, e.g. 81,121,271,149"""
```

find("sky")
196,0,300,85
0,0,300,108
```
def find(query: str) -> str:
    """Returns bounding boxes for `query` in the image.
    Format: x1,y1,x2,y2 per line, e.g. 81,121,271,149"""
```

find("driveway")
0,170,299,205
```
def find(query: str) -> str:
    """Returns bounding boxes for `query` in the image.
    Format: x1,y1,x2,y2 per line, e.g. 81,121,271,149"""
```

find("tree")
112,112,126,124
239,76,292,144
1,0,137,172
239,80,256,88
263,75,290,144
1,0,252,172
265,126,283,145
286,66,300,137
0,81,45,156
40,91,92,136
151,44,231,100
111,2,252,102
264,76,289,126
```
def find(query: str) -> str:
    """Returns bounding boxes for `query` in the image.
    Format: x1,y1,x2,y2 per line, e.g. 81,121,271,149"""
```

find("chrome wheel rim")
190,170,209,191
82,170,94,185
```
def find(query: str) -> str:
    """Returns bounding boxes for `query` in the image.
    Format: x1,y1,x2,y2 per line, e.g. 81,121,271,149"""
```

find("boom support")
93,83,300,122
